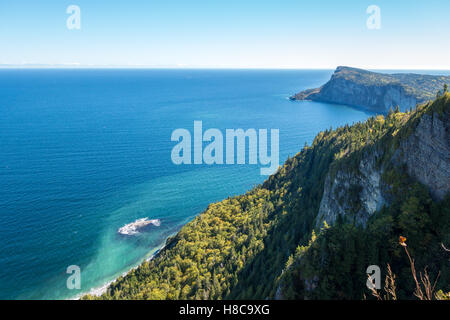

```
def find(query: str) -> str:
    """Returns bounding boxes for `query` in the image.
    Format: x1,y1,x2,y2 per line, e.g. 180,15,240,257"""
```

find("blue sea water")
0,69,375,299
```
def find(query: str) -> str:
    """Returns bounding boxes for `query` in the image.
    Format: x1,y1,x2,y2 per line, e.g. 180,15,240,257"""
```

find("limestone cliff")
291,66,450,113
315,96,449,228
277,95,449,300
315,151,385,227
393,111,449,200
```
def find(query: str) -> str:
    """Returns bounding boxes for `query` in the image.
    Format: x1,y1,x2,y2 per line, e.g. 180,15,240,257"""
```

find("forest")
83,92,449,300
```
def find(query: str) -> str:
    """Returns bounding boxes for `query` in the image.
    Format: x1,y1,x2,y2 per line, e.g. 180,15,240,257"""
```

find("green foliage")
280,170,449,299
279,94,450,299
86,94,449,300
89,188,275,299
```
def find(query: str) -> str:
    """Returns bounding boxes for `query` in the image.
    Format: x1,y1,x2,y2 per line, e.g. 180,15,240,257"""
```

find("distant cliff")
290,66,450,113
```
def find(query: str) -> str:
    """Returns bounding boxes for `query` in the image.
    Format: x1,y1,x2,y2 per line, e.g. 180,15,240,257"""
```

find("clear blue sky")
0,0,449,69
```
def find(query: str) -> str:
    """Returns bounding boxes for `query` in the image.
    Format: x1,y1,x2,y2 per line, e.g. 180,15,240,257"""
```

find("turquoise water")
0,69,371,299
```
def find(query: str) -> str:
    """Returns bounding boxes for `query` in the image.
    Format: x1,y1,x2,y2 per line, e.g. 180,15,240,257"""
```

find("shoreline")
72,238,170,300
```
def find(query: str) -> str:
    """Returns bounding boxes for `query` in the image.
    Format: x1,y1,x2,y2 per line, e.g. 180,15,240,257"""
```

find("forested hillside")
84,92,449,300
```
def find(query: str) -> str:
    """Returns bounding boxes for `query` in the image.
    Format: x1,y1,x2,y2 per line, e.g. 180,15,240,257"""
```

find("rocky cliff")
291,66,450,113
393,111,450,200
315,95,449,228
277,94,449,300
315,151,385,228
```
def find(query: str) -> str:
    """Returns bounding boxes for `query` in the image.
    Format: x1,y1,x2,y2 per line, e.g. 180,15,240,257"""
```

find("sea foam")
117,218,161,235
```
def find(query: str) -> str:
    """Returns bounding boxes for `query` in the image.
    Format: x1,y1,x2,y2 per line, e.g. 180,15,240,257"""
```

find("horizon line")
1,65,450,71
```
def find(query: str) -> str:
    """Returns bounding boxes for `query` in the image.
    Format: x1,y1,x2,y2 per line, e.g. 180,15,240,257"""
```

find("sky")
0,0,449,69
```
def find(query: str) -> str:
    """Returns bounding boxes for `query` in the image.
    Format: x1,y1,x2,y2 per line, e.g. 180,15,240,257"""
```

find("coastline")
0,69,376,300
72,236,171,300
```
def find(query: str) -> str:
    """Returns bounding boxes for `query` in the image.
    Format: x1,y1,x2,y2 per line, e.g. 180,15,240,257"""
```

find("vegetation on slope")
84,92,449,300
329,67,450,103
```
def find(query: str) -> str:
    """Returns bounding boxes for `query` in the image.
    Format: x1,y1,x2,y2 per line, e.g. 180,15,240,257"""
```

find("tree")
388,106,394,116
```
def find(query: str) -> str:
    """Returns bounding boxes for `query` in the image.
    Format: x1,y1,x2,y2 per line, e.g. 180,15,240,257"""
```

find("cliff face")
315,101,449,228
394,111,450,200
291,66,450,113
278,96,449,300
315,151,385,227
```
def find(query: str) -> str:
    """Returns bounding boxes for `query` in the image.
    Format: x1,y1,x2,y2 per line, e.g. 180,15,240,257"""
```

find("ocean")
0,69,374,299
